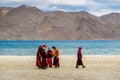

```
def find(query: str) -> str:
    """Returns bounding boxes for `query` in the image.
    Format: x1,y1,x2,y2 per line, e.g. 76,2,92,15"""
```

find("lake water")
0,40,120,55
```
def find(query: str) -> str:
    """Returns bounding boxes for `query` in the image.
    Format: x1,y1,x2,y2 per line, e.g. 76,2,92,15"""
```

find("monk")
46,47,53,68
52,46,60,68
76,47,85,68
36,45,42,68
41,47,47,69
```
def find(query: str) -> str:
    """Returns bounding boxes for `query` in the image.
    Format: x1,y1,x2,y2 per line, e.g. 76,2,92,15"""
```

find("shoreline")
0,54,120,56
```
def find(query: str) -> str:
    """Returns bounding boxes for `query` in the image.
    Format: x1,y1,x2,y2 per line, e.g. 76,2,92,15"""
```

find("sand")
0,55,120,80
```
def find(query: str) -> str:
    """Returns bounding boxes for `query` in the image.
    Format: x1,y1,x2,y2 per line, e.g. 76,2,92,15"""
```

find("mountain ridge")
0,5,120,40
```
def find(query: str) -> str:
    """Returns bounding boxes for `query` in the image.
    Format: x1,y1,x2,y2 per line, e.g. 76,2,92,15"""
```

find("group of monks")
36,44,85,69
36,44,60,69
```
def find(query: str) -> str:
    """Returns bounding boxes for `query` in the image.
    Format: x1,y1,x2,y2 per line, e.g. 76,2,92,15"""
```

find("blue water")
0,40,120,55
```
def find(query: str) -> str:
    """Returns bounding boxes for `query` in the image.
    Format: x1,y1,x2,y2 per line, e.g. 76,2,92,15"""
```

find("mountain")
100,12,120,25
0,5,120,40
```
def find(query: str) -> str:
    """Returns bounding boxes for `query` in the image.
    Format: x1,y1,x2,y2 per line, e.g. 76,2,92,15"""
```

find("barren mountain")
0,5,120,40
100,13,120,25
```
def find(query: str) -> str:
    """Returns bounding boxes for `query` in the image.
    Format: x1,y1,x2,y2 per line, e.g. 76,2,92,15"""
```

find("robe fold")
76,47,83,66
36,46,42,68
47,50,53,67
41,49,46,68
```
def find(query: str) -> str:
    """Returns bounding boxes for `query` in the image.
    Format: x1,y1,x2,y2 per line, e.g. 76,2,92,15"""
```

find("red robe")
41,49,46,68
36,46,42,68
76,49,83,66
46,50,53,67
53,57,59,67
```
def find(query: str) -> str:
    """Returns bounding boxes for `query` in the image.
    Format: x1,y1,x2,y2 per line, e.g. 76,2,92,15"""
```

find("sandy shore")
0,55,120,80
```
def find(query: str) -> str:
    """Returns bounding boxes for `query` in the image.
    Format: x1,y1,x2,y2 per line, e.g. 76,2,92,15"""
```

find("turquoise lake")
0,40,120,55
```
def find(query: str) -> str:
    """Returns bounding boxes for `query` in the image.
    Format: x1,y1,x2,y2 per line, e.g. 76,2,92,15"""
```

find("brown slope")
0,5,120,40
31,11,120,40
0,5,45,40
0,7,12,16
100,12,120,25
100,13,120,39
71,11,119,39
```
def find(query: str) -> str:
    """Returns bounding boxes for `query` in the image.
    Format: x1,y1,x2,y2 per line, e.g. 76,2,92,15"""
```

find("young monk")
36,45,42,68
46,47,53,68
52,46,60,68
76,47,85,68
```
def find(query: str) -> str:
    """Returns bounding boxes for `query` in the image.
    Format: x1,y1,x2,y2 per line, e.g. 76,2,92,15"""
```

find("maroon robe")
76,47,83,66
36,46,42,68
53,57,59,67
41,49,46,69
46,50,53,67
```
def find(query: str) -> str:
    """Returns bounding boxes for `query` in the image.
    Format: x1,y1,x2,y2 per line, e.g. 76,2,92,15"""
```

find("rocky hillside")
0,5,120,40
100,13,120,26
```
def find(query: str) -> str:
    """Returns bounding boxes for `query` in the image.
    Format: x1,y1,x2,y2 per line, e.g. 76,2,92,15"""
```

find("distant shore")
0,55,120,80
